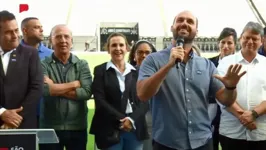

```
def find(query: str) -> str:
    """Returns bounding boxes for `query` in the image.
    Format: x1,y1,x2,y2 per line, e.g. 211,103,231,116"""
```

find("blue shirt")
21,40,53,61
21,40,53,116
138,45,224,149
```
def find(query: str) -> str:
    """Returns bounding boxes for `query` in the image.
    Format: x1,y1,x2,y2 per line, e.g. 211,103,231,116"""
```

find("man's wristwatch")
251,110,259,119
225,86,236,90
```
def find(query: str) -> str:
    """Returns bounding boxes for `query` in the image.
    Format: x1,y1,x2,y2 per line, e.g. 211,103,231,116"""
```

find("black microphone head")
176,37,184,47
175,37,184,66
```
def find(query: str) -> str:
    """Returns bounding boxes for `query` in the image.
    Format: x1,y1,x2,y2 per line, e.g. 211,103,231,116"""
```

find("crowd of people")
0,9,266,150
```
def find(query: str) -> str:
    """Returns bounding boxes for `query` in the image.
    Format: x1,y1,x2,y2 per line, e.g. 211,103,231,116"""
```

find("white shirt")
0,48,14,75
0,47,15,116
217,51,266,141
106,61,136,128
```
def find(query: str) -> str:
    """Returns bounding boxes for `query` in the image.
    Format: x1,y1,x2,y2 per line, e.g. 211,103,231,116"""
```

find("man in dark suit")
0,10,43,129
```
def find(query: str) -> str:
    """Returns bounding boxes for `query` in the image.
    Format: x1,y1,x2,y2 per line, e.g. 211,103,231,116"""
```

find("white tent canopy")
249,0,266,25
0,0,265,37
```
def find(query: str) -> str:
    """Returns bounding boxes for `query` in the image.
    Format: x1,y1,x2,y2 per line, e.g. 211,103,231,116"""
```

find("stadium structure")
2,0,266,52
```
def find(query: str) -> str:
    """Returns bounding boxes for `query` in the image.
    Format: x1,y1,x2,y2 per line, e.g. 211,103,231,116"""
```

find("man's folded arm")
62,60,93,101
47,82,78,96
42,61,78,97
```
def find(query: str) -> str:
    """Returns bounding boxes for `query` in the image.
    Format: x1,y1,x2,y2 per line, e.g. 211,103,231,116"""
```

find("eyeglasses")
136,50,152,56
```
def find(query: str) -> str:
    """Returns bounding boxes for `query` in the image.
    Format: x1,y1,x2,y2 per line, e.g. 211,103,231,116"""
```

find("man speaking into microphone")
137,10,246,150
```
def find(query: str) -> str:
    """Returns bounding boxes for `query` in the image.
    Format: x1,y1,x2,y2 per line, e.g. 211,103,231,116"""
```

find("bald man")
39,25,92,150
20,17,53,127
137,10,245,150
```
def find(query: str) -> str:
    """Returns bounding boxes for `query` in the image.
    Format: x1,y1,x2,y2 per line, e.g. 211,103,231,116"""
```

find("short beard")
28,36,42,44
173,34,194,44
183,37,194,44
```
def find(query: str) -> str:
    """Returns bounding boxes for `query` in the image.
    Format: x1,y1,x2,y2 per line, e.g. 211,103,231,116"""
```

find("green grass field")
75,52,219,150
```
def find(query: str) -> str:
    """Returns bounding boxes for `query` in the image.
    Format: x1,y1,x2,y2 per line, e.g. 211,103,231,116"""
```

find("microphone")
175,37,184,66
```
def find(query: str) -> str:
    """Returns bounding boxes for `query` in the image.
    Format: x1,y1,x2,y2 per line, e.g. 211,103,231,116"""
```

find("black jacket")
90,62,149,149
0,44,43,128
208,55,221,128
209,55,219,68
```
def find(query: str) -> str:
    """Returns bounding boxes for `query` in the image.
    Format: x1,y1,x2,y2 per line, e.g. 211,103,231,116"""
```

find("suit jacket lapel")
214,55,220,67
6,50,18,76
107,68,121,94
0,57,4,78
121,71,133,112
0,56,5,106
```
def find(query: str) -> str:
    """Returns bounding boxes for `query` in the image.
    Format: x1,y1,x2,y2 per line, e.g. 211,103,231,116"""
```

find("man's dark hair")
264,27,266,36
0,10,16,29
128,40,157,66
21,17,38,30
172,17,199,29
217,27,237,44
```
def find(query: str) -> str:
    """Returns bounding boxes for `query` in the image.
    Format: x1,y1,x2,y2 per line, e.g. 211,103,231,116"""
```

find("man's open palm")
214,64,246,87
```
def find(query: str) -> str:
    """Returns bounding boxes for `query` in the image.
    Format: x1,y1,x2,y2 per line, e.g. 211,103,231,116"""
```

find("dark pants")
39,130,87,150
211,107,221,150
152,139,213,150
143,110,152,150
219,134,266,150
212,127,219,150
103,131,143,150
37,116,39,128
